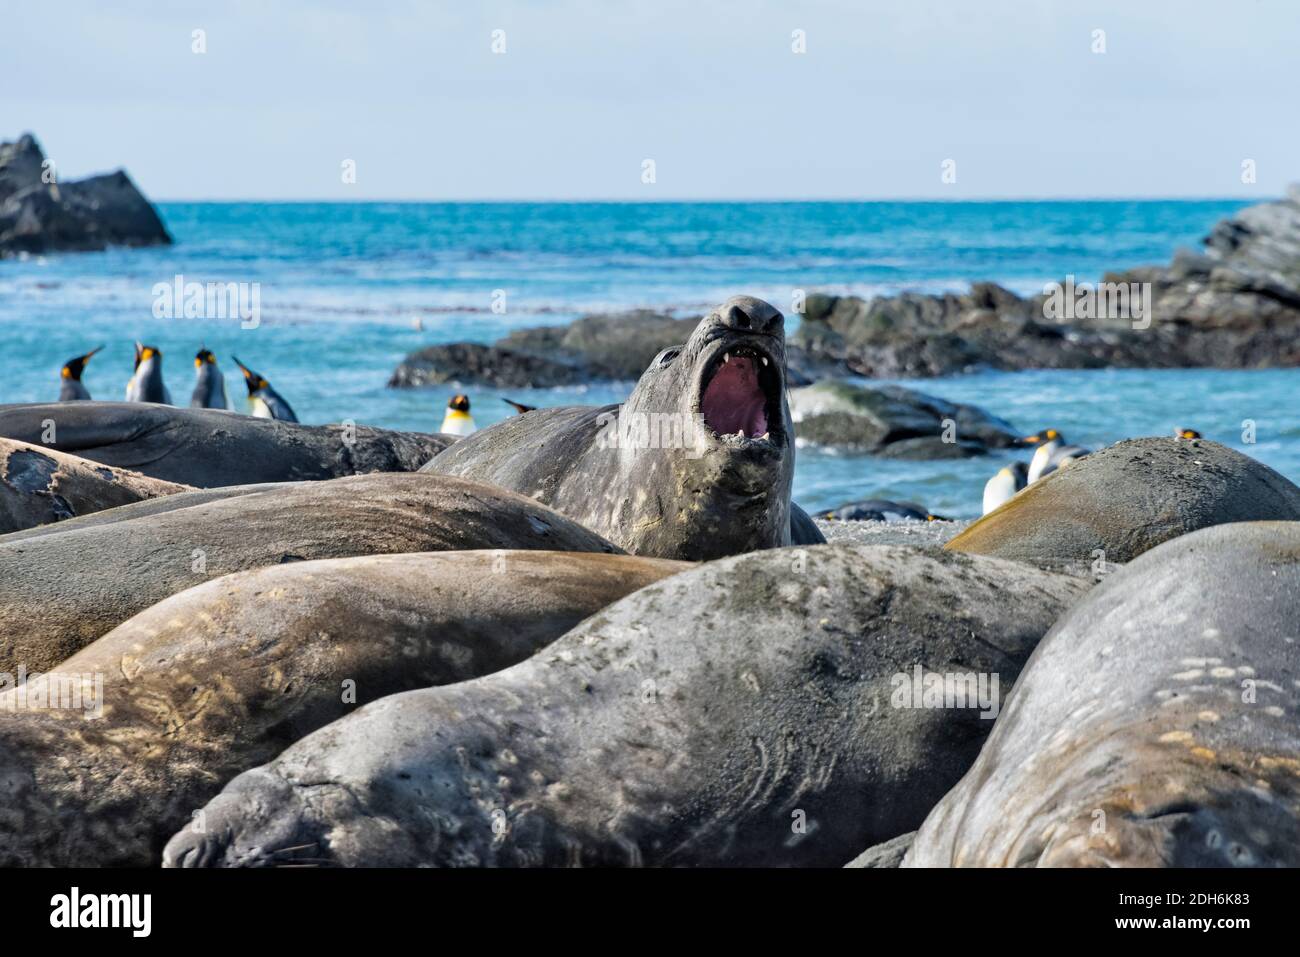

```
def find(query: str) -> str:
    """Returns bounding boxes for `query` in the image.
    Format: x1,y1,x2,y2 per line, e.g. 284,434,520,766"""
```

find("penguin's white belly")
983,472,1018,514
441,413,477,437
250,397,274,419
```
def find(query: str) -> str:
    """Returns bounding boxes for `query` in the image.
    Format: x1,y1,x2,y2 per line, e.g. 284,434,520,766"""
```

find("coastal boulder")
0,133,171,256
790,380,1021,457
946,437,1300,571
907,522,1300,867
163,544,1088,868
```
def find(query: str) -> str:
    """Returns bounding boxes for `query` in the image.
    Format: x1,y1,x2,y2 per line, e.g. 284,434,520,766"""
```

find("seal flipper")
789,502,826,545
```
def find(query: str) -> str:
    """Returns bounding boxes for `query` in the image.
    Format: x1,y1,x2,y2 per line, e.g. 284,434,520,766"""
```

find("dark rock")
790,380,1021,457
390,311,703,389
386,342,585,389
792,189,1300,376
0,133,171,257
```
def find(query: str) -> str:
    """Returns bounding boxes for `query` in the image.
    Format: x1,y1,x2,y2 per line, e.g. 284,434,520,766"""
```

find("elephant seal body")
422,296,824,560
947,437,1300,571
0,550,682,867
0,472,619,673
164,543,1086,868
907,522,1300,867
0,482,293,543
0,402,454,487
1,438,191,533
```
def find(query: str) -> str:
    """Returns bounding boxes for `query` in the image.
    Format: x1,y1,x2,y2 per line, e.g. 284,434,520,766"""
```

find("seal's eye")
657,348,680,367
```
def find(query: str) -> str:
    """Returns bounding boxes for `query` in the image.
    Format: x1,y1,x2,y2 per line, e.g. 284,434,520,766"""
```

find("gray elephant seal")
1,437,190,533
0,482,292,543
164,543,1086,868
0,549,682,867
422,296,824,560
0,402,454,487
947,437,1300,571
0,472,619,674
906,521,1300,867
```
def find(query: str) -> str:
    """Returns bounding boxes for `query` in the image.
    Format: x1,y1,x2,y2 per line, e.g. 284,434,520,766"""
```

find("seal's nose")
717,297,783,336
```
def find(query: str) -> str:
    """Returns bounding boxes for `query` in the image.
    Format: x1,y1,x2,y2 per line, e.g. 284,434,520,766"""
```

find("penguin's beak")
83,345,104,362
1021,434,1042,445
231,357,265,394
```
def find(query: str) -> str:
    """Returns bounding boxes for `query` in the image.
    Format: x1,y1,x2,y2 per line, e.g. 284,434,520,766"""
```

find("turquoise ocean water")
2,199,1295,518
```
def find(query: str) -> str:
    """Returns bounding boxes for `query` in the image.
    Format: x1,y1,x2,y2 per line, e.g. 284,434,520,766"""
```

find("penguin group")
980,428,1091,514
980,426,1201,515
59,344,298,422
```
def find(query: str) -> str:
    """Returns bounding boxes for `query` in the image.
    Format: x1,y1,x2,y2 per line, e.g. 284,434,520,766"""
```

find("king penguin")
58,346,103,401
232,357,298,422
441,394,477,436
1024,429,1089,483
190,348,230,409
125,343,173,404
982,461,1029,514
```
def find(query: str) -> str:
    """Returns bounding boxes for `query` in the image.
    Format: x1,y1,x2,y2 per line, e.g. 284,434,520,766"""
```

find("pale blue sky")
4,0,1296,200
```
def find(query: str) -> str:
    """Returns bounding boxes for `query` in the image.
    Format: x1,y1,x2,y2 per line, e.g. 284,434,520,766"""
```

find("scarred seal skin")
163,543,1086,868
905,521,1300,867
0,402,455,487
0,472,620,674
0,437,191,533
0,550,683,867
422,296,825,561
947,437,1300,572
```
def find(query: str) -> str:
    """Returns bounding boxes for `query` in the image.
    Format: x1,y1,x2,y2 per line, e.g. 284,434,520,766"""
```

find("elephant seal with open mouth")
421,296,824,560
0,402,454,487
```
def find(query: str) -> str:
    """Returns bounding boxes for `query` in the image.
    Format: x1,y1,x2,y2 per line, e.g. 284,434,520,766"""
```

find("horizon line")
151,194,1270,204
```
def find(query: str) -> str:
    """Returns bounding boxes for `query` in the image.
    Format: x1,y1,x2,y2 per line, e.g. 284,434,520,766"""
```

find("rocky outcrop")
793,188,1300,376
390,188,1300,387
389,311,697,388
0,133,171,257
790,379,1022,457
389,309,832,388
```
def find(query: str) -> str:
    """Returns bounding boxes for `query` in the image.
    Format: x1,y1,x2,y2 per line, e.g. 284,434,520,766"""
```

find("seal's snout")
718,296,783,337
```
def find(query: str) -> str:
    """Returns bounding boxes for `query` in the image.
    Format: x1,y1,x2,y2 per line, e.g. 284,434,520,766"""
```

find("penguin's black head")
231,356,268,394
195,348,218,369
1175,428,1201,440
61,345,103,381
449,394,470,413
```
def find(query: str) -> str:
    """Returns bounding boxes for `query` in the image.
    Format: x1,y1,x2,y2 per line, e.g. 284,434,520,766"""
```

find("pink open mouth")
699,348,777,440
